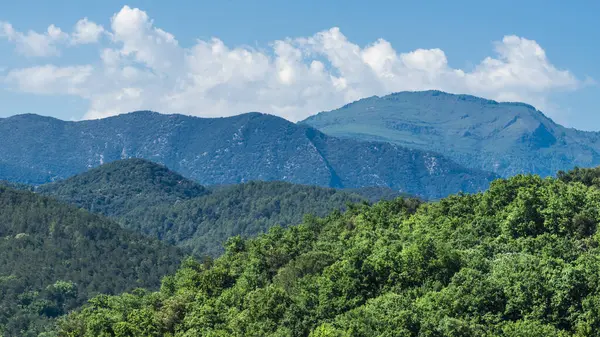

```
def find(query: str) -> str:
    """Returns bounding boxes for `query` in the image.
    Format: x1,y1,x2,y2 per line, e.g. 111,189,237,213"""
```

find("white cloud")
1,6,587,122
0,21,16,37
0,22,67,57
110,5,182,73
464,35,578,95
5,65,93,95
71,18,105,44
1,17,105,56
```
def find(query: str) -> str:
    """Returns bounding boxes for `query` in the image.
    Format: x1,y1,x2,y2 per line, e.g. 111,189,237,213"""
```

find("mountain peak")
302,91,599,177
382,90,541,110
5,113,64,123
40,158,207,193
119,110,163,117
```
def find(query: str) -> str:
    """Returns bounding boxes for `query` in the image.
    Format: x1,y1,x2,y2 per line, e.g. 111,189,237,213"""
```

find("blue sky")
0,0,598,130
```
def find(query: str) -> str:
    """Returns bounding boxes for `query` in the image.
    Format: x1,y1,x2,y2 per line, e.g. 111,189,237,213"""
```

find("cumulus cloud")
1,17,105,56
1,6,586,121
463,35,579,99
71,18,105,44
110,6,182,73
0,22,67,57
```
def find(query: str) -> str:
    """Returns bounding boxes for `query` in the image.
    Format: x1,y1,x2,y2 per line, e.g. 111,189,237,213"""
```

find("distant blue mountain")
0,111,495,199
301,90,600,177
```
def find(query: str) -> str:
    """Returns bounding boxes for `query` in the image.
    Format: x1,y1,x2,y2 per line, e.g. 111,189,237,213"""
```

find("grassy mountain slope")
58,168,600,336
0,186,184,336
39,159,402,256
302,90,600,177
0,111,496,199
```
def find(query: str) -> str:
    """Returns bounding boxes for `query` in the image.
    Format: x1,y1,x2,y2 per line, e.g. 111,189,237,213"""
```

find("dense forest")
120,180,370,256
0,186,185,336
36,159,211,218
56,168,600,336
557,166,600,187
40,159,402,256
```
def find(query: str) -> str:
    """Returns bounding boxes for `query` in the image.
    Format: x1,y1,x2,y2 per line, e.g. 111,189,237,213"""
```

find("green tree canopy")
58,173,600,336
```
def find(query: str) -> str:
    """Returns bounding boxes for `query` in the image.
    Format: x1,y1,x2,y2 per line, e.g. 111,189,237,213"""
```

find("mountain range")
0,110,497,199
302,90,600,177
4,90,600,200
4,90,600,336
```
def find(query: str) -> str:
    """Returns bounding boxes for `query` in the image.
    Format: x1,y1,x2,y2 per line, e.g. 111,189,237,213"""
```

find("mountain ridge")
37,158,210,217
302,90,600,177
334,90,541,112
0,110,496,199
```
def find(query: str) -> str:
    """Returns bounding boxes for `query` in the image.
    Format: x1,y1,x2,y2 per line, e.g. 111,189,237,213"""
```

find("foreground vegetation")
57,170,600,336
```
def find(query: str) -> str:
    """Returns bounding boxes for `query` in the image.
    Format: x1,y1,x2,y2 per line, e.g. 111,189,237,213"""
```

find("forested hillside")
0,186,184,336
39,159,394,256
558,166,600,187
0,161,51,185
58,171,600,336
119,180,370,256
37,158,210,218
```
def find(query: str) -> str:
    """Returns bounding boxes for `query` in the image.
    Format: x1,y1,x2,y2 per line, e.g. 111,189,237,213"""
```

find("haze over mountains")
303,90,600,177
0,108,496,199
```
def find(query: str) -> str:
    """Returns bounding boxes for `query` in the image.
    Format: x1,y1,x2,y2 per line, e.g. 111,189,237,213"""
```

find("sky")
0,0,598,130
